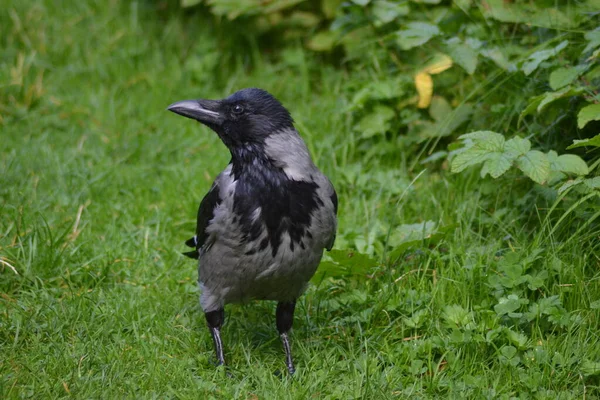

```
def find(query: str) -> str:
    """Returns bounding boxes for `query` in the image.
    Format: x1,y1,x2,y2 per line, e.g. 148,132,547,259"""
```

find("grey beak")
167,99,222,125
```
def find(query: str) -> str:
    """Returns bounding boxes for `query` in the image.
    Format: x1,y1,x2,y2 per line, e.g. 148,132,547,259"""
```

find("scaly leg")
205,309,225,366
276,301,297,375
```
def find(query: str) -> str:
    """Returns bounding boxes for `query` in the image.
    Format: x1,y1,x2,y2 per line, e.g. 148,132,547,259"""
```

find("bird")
167,88,338,374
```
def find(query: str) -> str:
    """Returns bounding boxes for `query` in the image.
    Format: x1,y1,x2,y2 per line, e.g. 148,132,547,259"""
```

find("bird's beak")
167,99,223,126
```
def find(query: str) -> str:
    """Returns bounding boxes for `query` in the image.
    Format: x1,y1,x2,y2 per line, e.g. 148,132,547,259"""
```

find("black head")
167,88,294,148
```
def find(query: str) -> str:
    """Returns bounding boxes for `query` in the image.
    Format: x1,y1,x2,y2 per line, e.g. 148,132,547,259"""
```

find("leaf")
442,304,472,327
521,40,569,76
356,105,395,138
429,96,452,122
495,294,528,316
547,151,589,176
584,177,600,190
480,153,513,179
415,72,433,108
451,131,506,173
549,67,583,90
351,0,370,4
577,103,600,129
313,249,378,281
423,53,453,75
372,0,410,26
307,31,337,52
480,47,515,71
537,86,584,113
446,38,478,74
517,150,550,184
396,22,440,50
581,360,600,377
584,29,600,54
504,137,531,158
459,131,505,151
567,134,600,149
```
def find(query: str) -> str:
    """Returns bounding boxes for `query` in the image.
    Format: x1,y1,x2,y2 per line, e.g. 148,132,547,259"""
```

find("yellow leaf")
423,54,453,75
415,72,433,109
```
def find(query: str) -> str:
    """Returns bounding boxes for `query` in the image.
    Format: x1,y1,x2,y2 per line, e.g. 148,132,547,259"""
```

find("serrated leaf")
567,134,600,149
549,67,582,90
459,131,505,151
396,22,440,50
521,40,568,76
590,299,600,309
504,136,531,158
480,152,513,179
577,103,600,129
517,150,550,184
446,38,478,74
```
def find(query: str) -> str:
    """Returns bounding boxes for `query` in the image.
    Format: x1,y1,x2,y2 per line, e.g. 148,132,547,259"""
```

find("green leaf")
396,22,440,50
505,329,529,350
549,67,583,90
480,152,513,179
590,299,600,310
517,150,550,184
351,0,370,4
495,294,528,316
480,47,515,71
429,96,452,122
459,131,505,151
577,103,600,129
584,177,600,190
584,29,600,54
547,151,589,175
521,40,568,76
537,86,583,113
313,249,378,281
581,360,600,377
504,136,531,158
442,304,472,327
567,134,600,149
356,105,395,138
307,31,337,52
372,0,409,25
446,38,478,74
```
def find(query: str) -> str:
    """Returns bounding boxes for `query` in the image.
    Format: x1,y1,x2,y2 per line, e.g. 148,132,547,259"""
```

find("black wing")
326,188,338,251
183,183,221,259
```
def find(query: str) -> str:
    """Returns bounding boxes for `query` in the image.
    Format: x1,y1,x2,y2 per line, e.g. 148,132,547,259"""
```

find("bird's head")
167,88,294,148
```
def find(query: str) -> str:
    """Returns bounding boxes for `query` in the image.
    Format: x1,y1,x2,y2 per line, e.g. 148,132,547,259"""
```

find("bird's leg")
276,301,297,375
205,309,225,366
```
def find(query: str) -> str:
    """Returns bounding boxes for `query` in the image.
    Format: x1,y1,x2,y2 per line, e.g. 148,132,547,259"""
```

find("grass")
1,1,600,398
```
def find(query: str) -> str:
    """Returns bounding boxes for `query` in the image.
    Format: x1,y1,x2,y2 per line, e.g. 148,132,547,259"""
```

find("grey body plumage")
168,88,337,374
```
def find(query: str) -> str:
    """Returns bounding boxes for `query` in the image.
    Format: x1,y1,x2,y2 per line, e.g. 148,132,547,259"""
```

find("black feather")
184,182,221,259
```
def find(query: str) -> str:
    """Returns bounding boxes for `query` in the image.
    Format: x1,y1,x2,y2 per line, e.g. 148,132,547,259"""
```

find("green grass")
1,1,600,398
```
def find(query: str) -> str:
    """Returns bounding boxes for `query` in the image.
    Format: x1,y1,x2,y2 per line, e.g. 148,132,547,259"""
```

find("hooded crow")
168,88,338,374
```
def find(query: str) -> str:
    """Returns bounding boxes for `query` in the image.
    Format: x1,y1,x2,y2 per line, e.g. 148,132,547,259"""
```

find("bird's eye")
232,104,244,114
